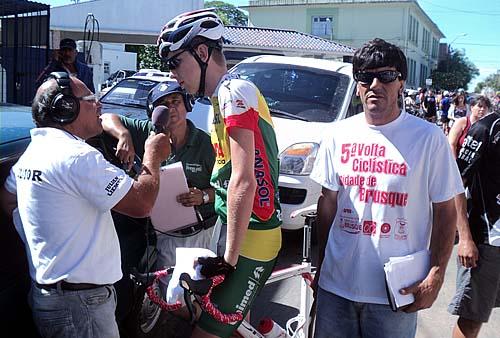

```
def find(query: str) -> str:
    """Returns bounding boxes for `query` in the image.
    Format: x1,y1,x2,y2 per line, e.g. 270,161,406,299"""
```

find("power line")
419,0,500,16
455,42,500,47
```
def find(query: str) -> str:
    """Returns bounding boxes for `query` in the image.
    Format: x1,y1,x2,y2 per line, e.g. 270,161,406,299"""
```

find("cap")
149,82,185,106
59,38,76,50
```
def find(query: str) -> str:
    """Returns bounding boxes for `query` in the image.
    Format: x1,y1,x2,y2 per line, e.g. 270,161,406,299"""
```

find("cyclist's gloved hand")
198,256,235,279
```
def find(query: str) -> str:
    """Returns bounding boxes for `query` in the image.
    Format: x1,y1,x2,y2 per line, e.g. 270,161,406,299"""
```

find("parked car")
0,103,39,336
101,69,136,92
227,55,361,231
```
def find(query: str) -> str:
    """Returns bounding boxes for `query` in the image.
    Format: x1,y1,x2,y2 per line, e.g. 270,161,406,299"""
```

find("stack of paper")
383,249,430,309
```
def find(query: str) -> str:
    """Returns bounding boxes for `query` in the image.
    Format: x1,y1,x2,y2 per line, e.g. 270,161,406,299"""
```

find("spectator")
449,90,469,122
448,107,500,338
423,89,437,123
36,38,95,92
0,72,169,337
310,38,463,338
440,90,452,134
101,82,217,269
448,95,492,158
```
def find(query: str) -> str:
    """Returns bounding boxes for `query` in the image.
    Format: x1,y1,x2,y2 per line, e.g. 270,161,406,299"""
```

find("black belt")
35,281,107,291
172,215,218,236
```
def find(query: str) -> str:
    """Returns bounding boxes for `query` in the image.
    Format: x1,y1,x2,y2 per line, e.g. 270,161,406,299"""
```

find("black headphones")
47,72,80,124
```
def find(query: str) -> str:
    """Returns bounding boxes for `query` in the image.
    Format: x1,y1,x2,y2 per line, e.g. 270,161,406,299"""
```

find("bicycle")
131,205,317,338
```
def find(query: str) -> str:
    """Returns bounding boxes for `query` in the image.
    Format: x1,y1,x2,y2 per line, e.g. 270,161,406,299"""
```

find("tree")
475,70,500,93
205,1,248,26
431,49,479,91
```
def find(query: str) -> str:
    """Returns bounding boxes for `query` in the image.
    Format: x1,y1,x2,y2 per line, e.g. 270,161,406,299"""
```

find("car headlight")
279,142,319,175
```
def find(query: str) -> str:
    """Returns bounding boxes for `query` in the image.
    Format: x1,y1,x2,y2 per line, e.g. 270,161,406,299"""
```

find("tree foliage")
205,1,248,26
133,45,168,72
475,70,500,93
431,49,479,91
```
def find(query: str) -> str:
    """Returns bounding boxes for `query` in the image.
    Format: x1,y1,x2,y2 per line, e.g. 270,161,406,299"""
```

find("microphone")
151,105,169,134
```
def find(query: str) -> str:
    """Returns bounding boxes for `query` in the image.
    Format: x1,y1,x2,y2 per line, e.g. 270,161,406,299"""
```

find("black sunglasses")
165,50,189,70
354,70,402,84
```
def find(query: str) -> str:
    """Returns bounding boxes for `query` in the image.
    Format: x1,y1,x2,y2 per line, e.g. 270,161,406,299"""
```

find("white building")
245,0,445,88
49,0,203,90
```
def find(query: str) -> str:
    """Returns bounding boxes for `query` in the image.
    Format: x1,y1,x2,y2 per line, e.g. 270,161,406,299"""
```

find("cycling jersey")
198,73,282,337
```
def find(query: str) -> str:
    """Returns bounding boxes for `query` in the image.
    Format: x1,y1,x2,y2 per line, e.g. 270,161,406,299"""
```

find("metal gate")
1,0,50,105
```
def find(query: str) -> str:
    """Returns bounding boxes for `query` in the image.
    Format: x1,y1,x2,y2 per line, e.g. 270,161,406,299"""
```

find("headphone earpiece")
47,72,80,124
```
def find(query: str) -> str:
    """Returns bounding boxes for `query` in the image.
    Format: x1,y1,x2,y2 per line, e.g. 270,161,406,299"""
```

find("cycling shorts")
198,227,281,337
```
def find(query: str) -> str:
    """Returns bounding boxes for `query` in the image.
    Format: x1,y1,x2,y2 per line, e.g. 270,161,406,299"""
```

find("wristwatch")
202,190,209,204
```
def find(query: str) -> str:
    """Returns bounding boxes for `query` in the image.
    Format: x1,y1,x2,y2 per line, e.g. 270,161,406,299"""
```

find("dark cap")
150,82,185,106
59,38,76,50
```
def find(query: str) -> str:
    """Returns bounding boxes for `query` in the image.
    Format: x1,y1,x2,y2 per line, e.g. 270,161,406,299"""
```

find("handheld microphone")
151,105,169,134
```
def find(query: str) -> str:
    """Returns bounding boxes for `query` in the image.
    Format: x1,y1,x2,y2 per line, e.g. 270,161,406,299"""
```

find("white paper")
383,249,431,308
150,162,198,233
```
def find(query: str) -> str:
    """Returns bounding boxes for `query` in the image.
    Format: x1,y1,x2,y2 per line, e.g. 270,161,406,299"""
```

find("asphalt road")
252,230,500,338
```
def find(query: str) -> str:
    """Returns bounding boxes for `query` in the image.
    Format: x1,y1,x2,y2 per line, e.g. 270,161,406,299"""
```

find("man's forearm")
455,192,473,241
429,198,457,281
225,175,256,267
100,113,129,139
316,189,338,269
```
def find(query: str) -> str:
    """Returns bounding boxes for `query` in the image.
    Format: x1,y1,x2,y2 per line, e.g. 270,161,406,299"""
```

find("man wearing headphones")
100,81,216,269
0,72,170,338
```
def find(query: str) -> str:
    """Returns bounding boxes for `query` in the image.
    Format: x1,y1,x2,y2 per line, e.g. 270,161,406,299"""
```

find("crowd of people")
1,8,499,338
404,86,500,135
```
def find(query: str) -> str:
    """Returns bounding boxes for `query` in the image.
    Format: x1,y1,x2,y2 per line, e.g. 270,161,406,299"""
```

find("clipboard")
150,162,198,233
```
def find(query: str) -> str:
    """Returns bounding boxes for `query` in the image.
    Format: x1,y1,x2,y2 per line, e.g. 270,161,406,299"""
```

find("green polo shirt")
119,116,216,220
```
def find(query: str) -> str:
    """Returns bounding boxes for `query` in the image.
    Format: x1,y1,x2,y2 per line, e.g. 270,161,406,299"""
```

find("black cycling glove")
198,256,236,279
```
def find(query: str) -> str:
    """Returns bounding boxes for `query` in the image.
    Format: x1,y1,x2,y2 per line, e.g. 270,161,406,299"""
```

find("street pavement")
252,230,500,338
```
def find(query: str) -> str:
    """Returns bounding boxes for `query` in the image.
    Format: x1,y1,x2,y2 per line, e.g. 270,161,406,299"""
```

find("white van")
191,55,362,230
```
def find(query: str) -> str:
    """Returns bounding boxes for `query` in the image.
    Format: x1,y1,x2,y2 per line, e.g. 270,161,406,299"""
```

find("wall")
51,0,203,36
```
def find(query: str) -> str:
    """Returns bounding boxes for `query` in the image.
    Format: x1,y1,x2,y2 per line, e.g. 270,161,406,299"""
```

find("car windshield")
231,62,350,122
100,78,159,107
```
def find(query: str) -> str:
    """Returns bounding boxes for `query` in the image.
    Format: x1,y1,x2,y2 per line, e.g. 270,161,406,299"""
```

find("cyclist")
157,9,282,338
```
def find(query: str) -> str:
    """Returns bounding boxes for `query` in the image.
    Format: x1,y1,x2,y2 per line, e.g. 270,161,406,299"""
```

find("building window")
422,28,431,53
408,15,419,46
312,16,333,38
431,38,438,58
408,58,417,86
419,64,428,87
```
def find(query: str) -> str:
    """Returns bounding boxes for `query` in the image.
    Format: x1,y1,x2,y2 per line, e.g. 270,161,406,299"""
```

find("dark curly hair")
353,38,407,81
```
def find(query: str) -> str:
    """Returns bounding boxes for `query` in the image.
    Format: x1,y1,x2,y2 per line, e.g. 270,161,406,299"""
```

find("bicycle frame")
236,213,316,338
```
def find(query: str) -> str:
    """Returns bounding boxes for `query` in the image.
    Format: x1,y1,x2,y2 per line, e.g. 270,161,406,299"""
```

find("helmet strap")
189,46,214,98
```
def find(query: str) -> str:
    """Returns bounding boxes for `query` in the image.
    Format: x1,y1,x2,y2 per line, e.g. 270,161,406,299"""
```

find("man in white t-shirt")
310,39,464,338
0,72,170,338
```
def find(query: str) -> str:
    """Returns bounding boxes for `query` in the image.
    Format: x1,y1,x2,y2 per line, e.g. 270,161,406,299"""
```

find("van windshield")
231,62,350,122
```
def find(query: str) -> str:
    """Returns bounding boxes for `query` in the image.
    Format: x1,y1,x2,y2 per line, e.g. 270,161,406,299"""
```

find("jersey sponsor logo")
380,222,392,238
496,194,500,206
339,216,361,234
362,220,377,236
235,266,264,314
185,163,202,173
394,218,408,240
255,149,271,208
235,99,246,109
105,176,122,196
16,168,43,182
458,135,483,164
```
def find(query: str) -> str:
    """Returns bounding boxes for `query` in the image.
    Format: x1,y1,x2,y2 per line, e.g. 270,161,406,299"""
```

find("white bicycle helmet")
157,9,224,61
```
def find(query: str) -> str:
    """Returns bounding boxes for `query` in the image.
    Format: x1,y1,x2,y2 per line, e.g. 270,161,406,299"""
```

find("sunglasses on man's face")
165,50,189,70
354,70,401,85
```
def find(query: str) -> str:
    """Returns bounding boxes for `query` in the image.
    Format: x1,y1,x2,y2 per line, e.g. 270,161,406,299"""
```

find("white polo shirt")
5,128,133,285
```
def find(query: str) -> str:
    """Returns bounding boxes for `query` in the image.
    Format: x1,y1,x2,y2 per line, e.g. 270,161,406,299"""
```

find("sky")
42,0,499,90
